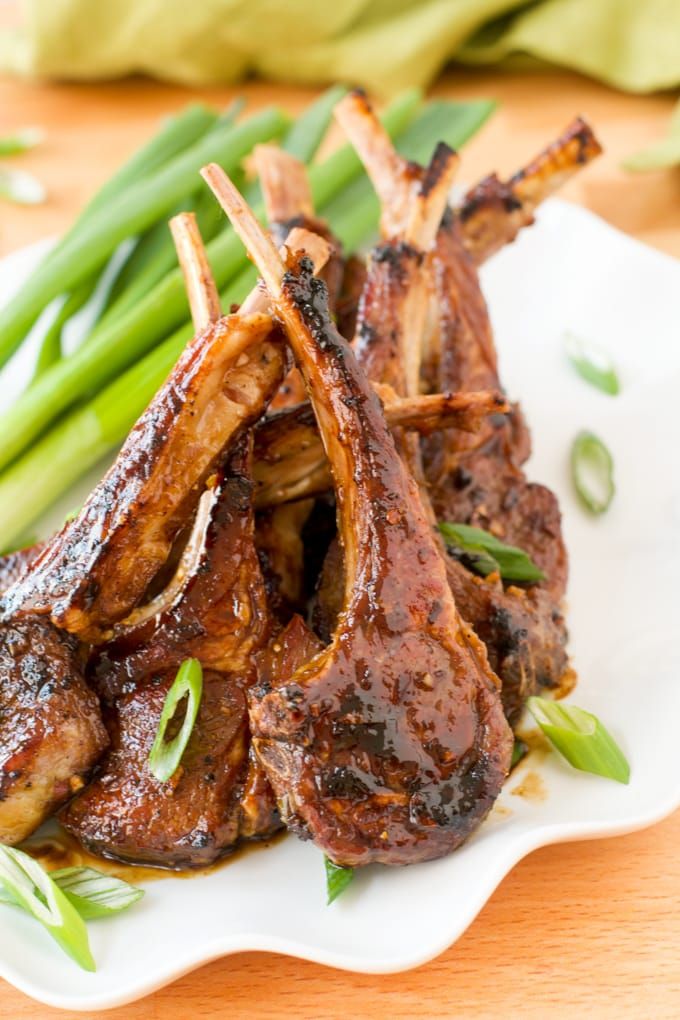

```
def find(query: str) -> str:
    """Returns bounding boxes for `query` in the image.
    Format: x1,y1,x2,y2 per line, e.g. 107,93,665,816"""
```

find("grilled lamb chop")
2,312,286,644
61,214,332,867
422,214,568,591
309,92,461,637
425,176,577,720
0,617,106,845
329,92,576,724
202,163,512,867
0,214,330,847
60,436,279,867
320,116,602,343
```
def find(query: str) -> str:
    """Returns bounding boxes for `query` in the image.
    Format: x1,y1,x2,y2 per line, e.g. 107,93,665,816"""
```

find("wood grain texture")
0,63,679,1019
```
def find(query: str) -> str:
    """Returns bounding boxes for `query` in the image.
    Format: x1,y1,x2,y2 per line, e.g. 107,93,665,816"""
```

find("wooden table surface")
0,65,679,1020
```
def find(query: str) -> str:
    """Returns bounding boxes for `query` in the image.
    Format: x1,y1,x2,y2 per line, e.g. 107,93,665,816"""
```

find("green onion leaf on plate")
565,332,620,395
527,697,630,784
49,867,144,920
0,845,95,971
0,127,44,156
325,857,355,905
0,863,144,920
438,522,545,583
571,431,615,514
148,658,203,783
0,167,46,205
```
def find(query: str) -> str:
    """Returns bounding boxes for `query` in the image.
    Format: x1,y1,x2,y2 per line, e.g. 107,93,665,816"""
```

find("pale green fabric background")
1,0,678,96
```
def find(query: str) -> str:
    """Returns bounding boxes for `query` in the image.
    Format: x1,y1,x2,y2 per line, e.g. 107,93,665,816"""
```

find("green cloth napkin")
1,0,679,96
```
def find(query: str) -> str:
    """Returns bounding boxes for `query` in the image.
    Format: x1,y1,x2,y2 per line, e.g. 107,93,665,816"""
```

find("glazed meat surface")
201,168,513,866
252,254,512,866
3,310,286,642
59,218,333,867
0,617,107,845
0,222,321,847
421,211,573,720
61,438,278,867
324,92,574,725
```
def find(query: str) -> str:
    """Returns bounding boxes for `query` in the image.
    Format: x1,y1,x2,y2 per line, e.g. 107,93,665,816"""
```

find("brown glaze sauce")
505,726,552,803
514,725,553,764
23,826,287,883
510,770,548,803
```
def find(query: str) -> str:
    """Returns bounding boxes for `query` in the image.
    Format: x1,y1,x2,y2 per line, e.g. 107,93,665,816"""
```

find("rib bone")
459,117,602,264
169,211,222,330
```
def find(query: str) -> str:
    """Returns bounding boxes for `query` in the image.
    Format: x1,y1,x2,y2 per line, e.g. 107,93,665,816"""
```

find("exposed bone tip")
284,227,331,272
169,210,221,331
253,143,314,221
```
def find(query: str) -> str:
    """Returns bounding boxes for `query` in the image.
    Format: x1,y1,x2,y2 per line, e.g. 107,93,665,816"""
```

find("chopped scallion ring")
571,431,615,514
148,658,203,783
527,697,630,784
565,332,620,395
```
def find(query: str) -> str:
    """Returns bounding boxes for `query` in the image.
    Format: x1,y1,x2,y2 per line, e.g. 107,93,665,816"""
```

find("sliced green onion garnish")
0,864,144,920
0,845,95,971
148,658,203,783
0,127,44,156
0,167,46,205
438,522,545,583
527,697,630,784
571,430,615,514
565,332,620,396
49,867,144,920
325,857,355,905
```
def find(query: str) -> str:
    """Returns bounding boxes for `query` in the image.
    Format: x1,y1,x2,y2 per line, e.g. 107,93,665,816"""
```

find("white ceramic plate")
0,198,679,1012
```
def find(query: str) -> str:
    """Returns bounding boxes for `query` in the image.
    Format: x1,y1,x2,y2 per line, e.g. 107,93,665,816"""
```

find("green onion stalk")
29,276,98,384
0,106,290,371
98,85,349,334
0,96,496,547
26,105,223,382
94,100,251,331
0,91,419,472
